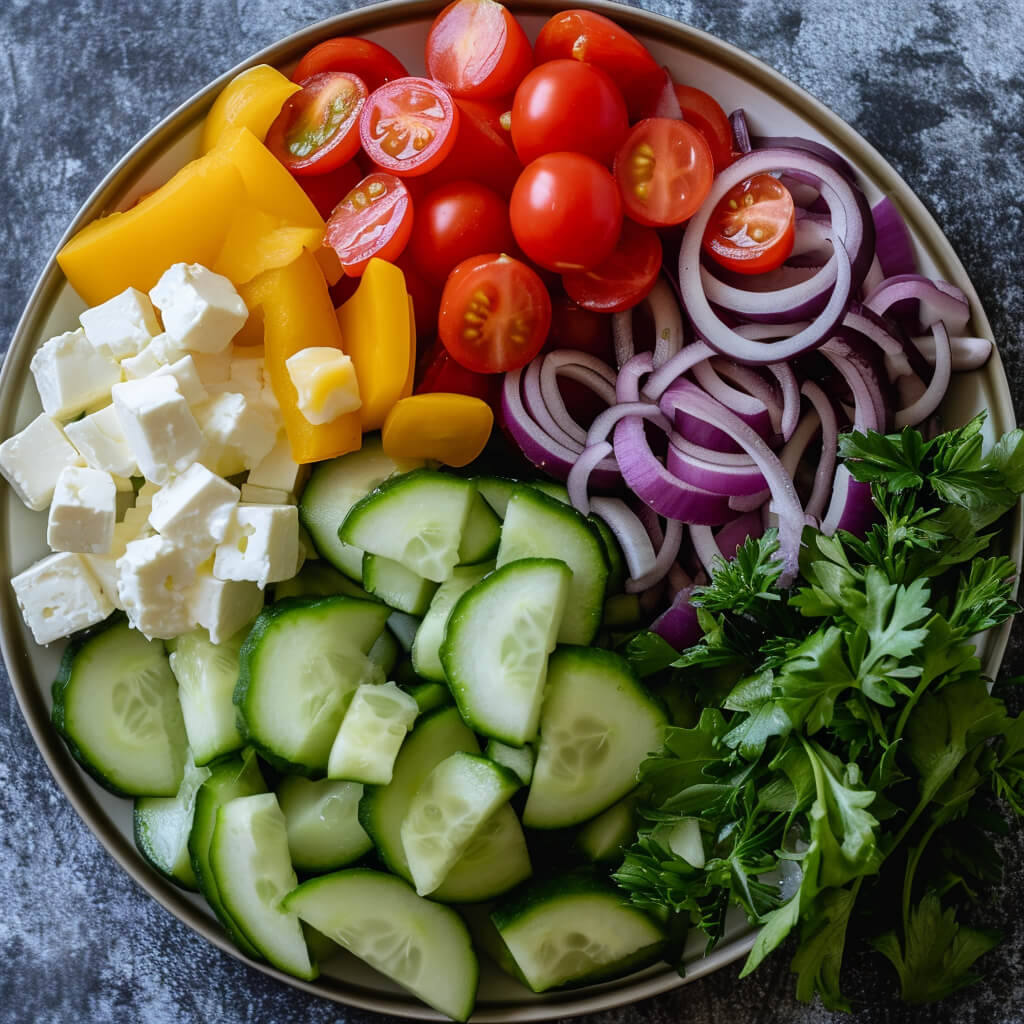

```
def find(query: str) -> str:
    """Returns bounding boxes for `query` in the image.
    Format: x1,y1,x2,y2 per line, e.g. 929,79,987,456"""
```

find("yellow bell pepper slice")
200,64,301,154
254,250,362,464
335,259,414,432
382,394,494,468
401,295,417,400
213,207,323,284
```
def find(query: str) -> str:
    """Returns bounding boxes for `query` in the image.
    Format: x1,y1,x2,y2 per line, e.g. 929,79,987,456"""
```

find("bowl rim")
1,0,1018,1020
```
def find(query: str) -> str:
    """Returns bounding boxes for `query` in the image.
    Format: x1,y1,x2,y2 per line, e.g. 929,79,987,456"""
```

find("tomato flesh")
510,152,622,273
614,117,714,227
561,220,662,313
674,83,735,172
292,37,408,92
325,172,413,276
360,77,459,176
438,253,552,373
416,343,501,408
409,181,516,286
295,160,364,218
426,0,533,100
702,173,796,275
266,72,367,176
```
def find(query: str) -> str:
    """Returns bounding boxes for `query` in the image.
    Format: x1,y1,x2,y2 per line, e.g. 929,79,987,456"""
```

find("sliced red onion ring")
821,465,875,537
864,274,970,333
627,517,685,593
567,441,613,516
538,351,618,446
640,341,715,402
700,251,839,320
913,333,992,371
690,524,724,578
667,563,694,595
523,360,581,450
729,108,752,154
894,320,951,428
716,510,765,558
651,585,703,651
612,275,686,370
861,254,886,297
751,135,859,181
588,401,670,448
767,361,800,440
691,359,776,438
798,381,839,520
589,496,657,580
871,197,918,278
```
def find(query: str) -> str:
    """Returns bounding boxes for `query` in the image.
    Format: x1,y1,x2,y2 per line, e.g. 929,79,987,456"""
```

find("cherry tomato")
408,181,516,286
674,83,735,172
561,220,662,313
547,294,614,362
265,72,367,176
360,77,460,177
510,152,622,272
416,343,501,407
426,0,533,100
614,118,714,227
295,160,363,218
510,60,628,167
292,37,408,92
438,253,552,373
325,172,413,276
534,10,664,121
395,253,441,340
702,173,796,275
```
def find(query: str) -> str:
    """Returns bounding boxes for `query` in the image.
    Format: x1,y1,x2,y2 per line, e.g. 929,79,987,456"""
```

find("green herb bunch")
614,414,1024,1009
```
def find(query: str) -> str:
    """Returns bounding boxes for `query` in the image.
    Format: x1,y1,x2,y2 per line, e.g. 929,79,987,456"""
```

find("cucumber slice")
523,647,667,829
274,561,376,602
284,868,478,1022
411,562,492,683
362,553,439,615
235,596,390,774
52,617,188,797
400,751,521,896
367,628,400,677
276,776,373,874
386,611,420,653
491,870,666,992
589,515,626,595
496,488,609,645
441,558,571,746
339,470,476,583
456,493,501,564
188,749,266,957
405,681,452,715
485,739,535,785
210,793,316,979
575,794,640,863
299,435,423,580
133,756,211,890
168,629,245,766
472,475,521,519
327,682,419,785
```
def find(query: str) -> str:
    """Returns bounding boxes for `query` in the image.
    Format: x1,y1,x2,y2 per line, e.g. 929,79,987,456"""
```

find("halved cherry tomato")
702,173,796,275
360,77,460,177
438,253,551,373
674,83,735,172
265,72,367,176
292,37,408,92
295,160,363,218
534,10,664,121
510,152,622,272
547,294,614,362
416,342,501,407
614,118,714,227
561,221,662,313
325,172,413,276
510,60,628,167
408,181,516,286
426,0,533,100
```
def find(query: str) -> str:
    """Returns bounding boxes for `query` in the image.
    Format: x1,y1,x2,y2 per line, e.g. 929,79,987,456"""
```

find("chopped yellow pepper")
200,64,300,154
335,259,415,432
212,207,322,285
254,250,362,464
382,394,494,468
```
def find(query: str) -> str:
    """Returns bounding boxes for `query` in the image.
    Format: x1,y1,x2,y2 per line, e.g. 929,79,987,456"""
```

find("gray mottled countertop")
2,0,1023,1021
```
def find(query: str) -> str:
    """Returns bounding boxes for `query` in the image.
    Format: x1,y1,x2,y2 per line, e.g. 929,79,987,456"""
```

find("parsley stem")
900,817,941,937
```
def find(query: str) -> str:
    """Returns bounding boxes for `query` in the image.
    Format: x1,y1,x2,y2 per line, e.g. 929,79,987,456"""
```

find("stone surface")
1,0,1023,1022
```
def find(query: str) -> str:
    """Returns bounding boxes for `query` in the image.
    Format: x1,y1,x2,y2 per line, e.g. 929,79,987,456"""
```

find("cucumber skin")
233,595,389,776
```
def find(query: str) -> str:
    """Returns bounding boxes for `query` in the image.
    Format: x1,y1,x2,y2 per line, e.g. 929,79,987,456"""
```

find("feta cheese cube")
111,376,204,484
148,463,240,554
191,347,234,389
116,535,202,639
11,551,114,645
286,347,361,425
134,480,160,511
228,349,265,394
79,287,161,360
30,328,122,421
213,504,299,589
150,263,248,353
247,434,309,495
240,482,292,505
82,553,124,610
193,391,277,472
64,404,140,479
47,466,117,554
186,567,264,644
0,413,83,510
121,333,187,380
152,355,208,405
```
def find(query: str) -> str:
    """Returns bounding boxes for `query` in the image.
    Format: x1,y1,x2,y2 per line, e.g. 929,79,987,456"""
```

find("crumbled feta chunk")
11,551,113,645
29,328,122,421
193,391,277,472
186,566,264,644
150,263,248,353
111,375,204,484
121,333,186,380
286,347,361,425
47,466,117,554
152,355,208,405
228,349,266,394
64,405,140,479
79,287,161,360
148,463,240,555
0,413,83,511
82,553,124,611
246,434,309,495
191,347,234,390
213,504,299,589
116,534,201,639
